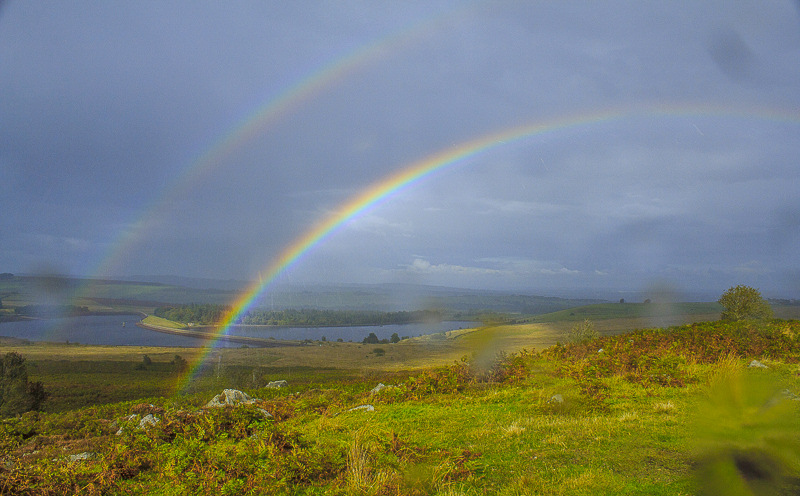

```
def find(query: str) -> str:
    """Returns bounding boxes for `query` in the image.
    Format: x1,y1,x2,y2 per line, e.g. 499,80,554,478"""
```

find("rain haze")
2,1,799,300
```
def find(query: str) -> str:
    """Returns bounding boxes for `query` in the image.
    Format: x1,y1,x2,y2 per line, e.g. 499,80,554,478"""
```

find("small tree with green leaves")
718,285,772,321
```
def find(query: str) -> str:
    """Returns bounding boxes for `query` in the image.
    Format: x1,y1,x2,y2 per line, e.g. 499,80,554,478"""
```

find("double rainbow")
176,101,800,389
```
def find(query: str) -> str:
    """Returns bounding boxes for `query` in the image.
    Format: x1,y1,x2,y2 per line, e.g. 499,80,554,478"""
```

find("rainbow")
85,3,471,282
175,101,800,389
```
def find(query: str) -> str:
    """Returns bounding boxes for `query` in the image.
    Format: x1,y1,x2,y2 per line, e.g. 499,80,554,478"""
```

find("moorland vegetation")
0,285,798,494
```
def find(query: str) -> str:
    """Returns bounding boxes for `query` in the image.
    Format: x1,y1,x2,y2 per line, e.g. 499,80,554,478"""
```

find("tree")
390,333,400,344
363,332,379,344
0,352,48,416
171,355,188,372
718,285,772,321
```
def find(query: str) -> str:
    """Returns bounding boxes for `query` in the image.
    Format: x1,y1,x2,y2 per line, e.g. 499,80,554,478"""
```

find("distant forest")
153,303,444,327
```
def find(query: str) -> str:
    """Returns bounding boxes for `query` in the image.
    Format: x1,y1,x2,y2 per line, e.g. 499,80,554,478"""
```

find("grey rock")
67,452,95,462
748,360,768,369
138,414,160,430
266,380,287,389
782,389,800,401
116,414,140,436
547,394,564,404
115,413,160,435
205,389,260,408
347,404,375,413
370,383,397,394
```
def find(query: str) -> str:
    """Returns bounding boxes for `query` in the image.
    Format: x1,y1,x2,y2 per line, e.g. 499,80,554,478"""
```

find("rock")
116,414,139,436
115,413,160,435
67,452,94,463
347,404,375,413
782,389,800,401
547,394,564,404
370,383,397,394
205,389,260,408
265,380,287,389
748,360,768,369
138,414,160,430
258,408,273,418
597,348,604,354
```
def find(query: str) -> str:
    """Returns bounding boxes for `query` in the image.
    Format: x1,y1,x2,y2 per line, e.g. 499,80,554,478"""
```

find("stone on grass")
138,414,160,430
205,389,260,408
347,404,375,413
371,383,398,394
266,380,288,389
547,394,564,404
748,360,768,369
67,452,95,463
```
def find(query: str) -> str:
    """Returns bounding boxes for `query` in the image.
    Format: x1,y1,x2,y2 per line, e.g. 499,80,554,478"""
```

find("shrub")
0,352,48,416
568,319,599,343
718,285,773,321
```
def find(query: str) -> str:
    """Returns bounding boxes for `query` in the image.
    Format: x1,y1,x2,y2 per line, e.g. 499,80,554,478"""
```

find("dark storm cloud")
1,1,798,297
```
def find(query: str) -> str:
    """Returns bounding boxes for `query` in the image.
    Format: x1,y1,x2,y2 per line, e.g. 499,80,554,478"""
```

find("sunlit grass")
2,318,799,494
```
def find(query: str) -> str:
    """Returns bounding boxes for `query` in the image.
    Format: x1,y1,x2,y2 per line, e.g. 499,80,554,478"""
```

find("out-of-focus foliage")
0,352,48,417
692,365,800,495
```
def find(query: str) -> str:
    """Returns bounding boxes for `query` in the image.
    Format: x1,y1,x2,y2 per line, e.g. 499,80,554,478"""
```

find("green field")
2,305,799,494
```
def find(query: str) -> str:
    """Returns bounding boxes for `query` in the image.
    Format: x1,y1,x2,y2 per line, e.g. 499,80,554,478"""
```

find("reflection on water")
0,315,473,348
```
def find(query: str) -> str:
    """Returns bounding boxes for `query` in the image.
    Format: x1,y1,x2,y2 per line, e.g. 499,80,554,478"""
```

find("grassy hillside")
2,318,799,494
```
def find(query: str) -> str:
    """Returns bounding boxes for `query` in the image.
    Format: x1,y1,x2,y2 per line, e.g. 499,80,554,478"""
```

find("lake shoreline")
135,320,300,348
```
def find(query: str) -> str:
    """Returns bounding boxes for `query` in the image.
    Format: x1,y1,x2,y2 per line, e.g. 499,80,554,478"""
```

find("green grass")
2,319,799,494
527,302,723,323
141,315,186,329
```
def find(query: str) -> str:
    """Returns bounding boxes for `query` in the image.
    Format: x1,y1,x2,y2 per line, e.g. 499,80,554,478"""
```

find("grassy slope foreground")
1,318,799,495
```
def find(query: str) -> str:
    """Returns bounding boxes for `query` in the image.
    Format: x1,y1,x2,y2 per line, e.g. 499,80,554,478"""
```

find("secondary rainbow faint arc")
176,101,800,389
87,4,470,281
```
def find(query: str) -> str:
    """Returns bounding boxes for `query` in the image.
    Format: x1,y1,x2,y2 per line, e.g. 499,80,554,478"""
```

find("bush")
0,352,48,416
718,285,773,321
568,319,598,343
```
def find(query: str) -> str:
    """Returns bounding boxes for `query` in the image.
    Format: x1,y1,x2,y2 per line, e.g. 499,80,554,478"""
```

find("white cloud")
404,258,506,276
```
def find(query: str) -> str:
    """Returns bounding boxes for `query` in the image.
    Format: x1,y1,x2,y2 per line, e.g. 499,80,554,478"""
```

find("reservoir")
0,315,474,348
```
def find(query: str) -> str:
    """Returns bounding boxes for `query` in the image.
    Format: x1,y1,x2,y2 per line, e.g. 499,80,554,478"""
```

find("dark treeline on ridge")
153,303,444,327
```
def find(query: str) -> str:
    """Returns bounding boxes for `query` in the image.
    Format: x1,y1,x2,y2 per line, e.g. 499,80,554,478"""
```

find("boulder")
547,394,564,404
205,389,260,408
266,380,287,389
138,414,160,430
748,360,768,369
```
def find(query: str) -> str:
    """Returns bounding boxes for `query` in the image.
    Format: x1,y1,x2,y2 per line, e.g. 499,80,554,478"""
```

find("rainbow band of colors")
176,102,799,390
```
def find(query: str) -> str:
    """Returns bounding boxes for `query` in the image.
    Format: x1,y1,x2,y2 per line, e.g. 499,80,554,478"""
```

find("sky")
2,1,799,299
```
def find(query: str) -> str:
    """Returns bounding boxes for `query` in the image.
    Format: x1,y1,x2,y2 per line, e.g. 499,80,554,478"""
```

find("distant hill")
1,275,605,315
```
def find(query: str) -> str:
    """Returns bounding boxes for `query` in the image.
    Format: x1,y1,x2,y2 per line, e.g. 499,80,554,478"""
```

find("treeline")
242,308,443,326
153,303,443,327
14,305,91,317
154,303,229,324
